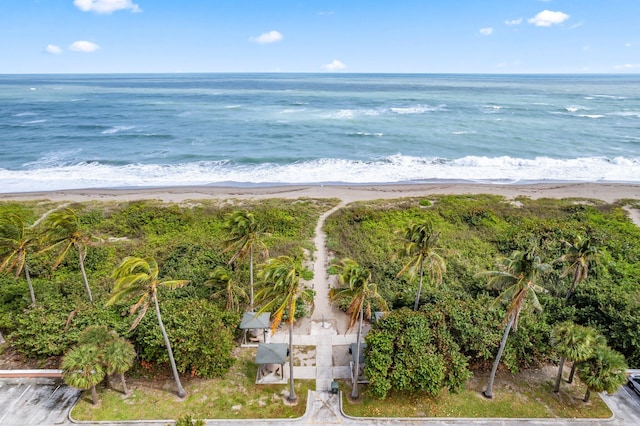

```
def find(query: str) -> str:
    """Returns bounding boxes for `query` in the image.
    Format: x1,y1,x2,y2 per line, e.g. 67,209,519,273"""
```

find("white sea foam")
14,112,37,117
390,105,445,114
101,126,135,135
1,155,638,193
24,119,47,124
577,114,605,119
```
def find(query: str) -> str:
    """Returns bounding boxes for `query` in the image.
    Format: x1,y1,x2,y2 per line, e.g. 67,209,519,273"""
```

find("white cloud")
582,45,590,51
505,18,522,26
480,27,494,36
625,42,632,48
250,30,283,44
614,64,640,70
528,10,570,27
318,11,335,16
74,0,141,14
69,40,100,53
323,59,346,71
45,44,62,54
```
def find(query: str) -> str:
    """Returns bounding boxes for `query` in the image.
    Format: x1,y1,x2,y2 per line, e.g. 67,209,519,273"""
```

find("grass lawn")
341,366,613,419
71,348,312,421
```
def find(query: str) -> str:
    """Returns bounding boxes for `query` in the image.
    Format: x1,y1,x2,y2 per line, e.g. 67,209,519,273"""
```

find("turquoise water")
0,73,639,192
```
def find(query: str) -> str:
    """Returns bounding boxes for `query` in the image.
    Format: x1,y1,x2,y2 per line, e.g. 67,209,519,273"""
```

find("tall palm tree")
477,247,550,398
330,258,388,399
396,220,446,310
578,345,628,402
551,321,596,393
223,210,270,311
40,208,96,302
62,344,105,405
102,337,136,395
256,255,314,403
107,256,189,398
554,236,598,301
206,265,248,312
0,213,38,304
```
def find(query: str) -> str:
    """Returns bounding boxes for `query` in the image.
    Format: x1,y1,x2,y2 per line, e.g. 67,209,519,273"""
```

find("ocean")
1,73,639,193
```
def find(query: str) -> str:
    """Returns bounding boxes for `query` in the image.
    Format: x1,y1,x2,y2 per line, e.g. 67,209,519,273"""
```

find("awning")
255,343,289,365
239,312,271,330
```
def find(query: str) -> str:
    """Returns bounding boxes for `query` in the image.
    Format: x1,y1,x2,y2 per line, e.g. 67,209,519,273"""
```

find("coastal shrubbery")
0,194,638,400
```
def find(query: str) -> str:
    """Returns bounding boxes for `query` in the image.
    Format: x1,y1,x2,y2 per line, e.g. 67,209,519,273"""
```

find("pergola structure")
254,343,288,384
239,312,271,347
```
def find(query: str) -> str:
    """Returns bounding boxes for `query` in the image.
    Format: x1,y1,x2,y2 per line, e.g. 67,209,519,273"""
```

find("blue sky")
1,0,638,74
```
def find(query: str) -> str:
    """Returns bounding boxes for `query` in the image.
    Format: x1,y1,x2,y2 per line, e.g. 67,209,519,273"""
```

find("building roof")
255,343,289,365
239,312,271,330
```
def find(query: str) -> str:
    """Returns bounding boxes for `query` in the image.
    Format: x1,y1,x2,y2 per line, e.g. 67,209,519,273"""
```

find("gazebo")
254,343,288,384
349,342,368,384
239,312,271,347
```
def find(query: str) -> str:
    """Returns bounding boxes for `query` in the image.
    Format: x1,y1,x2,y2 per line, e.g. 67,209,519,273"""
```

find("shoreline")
1,182,639,204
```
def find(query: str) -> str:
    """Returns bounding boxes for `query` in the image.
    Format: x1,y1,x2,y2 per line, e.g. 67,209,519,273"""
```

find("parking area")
0,378,80,426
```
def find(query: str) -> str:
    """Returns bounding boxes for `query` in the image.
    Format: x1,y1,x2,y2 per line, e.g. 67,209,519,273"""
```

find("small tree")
330,258,388,399
206,265,247,313
256,256,314,403
62,344,105,405
223,210,270,311
40,208,97,302
578,345,627,402
477,247,549,398
107,256,189,398
102,338,136,395
554,236,598,302
0,212,39,305
396,219,446,311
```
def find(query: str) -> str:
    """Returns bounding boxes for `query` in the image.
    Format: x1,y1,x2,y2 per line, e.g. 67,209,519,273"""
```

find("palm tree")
102,337,136,395
256,255,314,403
567,331,607,384
578,345,628,402
396,220,446,310
107,256,189,398
554,236,598,301
223,210,270,311
206,265,248,312
330,258,388,399
62,344,105,405
0,213,38,305
40,208,96,302
551,321,596,393
477,247,550,398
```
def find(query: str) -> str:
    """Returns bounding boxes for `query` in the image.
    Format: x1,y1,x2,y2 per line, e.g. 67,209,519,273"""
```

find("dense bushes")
0,198,334,375
325,195,640,368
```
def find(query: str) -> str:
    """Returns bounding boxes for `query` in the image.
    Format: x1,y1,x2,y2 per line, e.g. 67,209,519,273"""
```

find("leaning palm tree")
40,208,96,302
578,344,628,402
102,337,136,395
330,258,388,399
477,246,550,398
206,265,248,313
62,344,105,405
396,220,446,310
107,256,189,398
0,212,39,304
554,236,598,301
256,255,314,403
551,321,597,393
222,210,270,311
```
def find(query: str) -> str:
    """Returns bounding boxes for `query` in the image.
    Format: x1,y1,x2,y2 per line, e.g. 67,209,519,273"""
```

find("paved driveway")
0,378,80,426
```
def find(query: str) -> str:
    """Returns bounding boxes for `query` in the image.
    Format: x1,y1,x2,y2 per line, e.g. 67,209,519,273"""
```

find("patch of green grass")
71,348,312,421
341,369,612,419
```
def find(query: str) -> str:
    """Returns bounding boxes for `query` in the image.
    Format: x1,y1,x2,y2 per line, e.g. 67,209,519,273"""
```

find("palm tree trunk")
0,330,5,345
565,271,580,302
120,373,129,395
77,245,93,303
568,362,577,383
484,314,515,399
413,258,424,311
553,356,566,393
24,262,36,305
153,294,187,398
583,389,591,403
352,305,364,399
287,322,297,402
90,385,98,405
249,246,254,311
